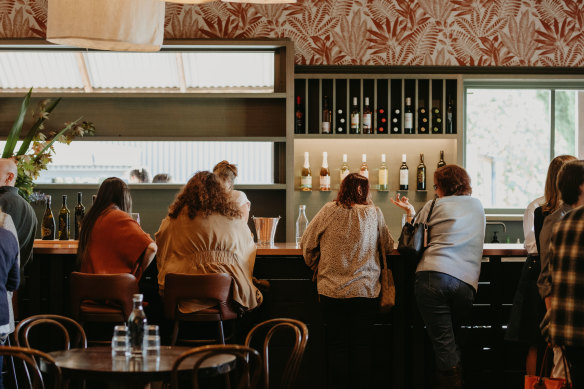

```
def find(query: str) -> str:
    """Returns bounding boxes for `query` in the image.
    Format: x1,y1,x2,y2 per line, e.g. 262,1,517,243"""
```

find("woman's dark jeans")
319,295,378,389
415,271,475,371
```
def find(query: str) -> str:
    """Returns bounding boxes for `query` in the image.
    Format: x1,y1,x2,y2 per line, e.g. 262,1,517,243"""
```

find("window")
465,83,582,209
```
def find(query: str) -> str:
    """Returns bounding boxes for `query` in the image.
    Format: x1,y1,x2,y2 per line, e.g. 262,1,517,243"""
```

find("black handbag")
397,197,437,263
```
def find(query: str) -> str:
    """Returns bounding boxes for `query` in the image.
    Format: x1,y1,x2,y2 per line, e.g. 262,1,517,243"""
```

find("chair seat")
79,301,125,323
177,307,238,322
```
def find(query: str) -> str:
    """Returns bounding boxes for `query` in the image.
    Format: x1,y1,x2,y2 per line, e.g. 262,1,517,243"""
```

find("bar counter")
33,239,527,257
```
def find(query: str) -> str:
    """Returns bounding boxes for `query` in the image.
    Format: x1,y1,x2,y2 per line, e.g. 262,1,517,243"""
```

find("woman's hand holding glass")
391,193,416,224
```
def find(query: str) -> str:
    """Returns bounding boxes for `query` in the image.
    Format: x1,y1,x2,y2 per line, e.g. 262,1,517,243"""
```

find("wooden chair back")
15,314,88,351
0,346,62,389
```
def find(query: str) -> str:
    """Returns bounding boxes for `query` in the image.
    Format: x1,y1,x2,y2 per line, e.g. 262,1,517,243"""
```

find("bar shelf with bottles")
294,76,459,137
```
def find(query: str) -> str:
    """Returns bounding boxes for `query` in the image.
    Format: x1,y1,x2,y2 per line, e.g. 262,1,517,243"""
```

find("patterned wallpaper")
1,0,583,66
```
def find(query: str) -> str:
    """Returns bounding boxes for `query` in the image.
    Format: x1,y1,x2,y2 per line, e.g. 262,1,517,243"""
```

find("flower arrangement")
1,89,95,201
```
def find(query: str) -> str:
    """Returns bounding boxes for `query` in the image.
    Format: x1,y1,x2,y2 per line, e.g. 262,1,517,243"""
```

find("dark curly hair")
335,173,369,209
168,171,241,219
434,164,472,196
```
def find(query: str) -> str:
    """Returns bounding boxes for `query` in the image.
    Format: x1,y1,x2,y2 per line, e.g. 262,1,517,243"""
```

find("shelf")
35,183,287,190
2,92,288,99
294,134,459,139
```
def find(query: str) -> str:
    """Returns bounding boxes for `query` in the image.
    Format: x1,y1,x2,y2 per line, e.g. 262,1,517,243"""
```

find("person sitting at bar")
301,173,394,389
392,165,485,389
213,160,250,221
129,168,150,183
152,173,171,183
155,171,261,314
77,177,156,280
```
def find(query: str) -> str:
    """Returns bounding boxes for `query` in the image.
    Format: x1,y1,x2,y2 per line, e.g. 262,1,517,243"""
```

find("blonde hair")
213,160,238,189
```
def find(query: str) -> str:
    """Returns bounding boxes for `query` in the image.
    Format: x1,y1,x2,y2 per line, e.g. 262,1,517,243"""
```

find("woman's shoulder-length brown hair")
434,164,472,196
335,173,369,208
168,171,241,219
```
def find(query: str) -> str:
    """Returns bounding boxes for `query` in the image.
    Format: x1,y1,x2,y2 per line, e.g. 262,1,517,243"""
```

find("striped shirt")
549,205,584,347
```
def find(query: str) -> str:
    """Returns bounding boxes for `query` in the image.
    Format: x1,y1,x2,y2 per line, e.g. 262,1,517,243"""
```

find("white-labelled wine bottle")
58,195,70,240
322,96,332,134
350,97,360,134
340,154,350,183
41,195,55,240
320,151,331,191
399,154,409,190
360,154,369,178
404,97,413,134
379,153,388,191
300,151,312,191
437,150,446,168
417,153,426,190
363,97,372,134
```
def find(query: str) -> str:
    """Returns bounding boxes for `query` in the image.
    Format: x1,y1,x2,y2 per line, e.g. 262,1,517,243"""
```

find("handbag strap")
559,346,573,386
425,196,438,224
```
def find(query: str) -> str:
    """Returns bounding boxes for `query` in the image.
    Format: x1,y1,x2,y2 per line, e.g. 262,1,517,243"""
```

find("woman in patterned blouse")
302,173,394,389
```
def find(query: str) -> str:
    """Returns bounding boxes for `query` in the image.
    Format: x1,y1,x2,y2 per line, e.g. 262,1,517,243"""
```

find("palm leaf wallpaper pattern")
1,0,583,66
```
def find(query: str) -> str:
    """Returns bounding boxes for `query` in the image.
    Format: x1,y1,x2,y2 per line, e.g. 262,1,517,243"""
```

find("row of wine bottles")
41,192,93,240
299,150,447,191
295,95,455,135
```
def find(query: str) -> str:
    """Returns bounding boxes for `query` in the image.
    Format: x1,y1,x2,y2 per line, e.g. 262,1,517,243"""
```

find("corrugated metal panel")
183,52,274,89
84,52,179,89
0,52,83,89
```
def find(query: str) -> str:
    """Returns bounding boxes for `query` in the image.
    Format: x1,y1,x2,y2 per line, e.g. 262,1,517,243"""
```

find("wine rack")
294,76,459,136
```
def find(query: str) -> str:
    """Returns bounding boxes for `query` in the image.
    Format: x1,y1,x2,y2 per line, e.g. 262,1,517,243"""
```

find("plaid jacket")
549,206,584,347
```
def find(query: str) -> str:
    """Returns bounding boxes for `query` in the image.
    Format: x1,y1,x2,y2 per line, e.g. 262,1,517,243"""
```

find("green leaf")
16,97,62,156
2,88,32,158
33,118,81,161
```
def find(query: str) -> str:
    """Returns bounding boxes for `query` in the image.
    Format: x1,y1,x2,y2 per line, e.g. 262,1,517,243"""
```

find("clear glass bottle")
340,154,350,183
300,151,312,191
128,293,147,356
319,151,330,191
359,154,369,178
379,153,388,191
295,205,309,245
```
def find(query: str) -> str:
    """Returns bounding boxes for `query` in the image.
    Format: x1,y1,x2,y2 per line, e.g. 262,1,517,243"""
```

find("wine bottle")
404,97,413,134
391,107,401,134
399,154,409,190
418,104,429,134
350,97,360,134
320,151,331,191
362,97,373,134
340,154,350,182
295,96,304,134
446,95,454,134
58,195,70,240
300,151,312,191
322,96,332,134
360,154,369,178
295,205,309,245
379,153,388,191
377,107,387,134
74,192,85,240
432,106,443,134
41,195,55,240
128,293,147,356
337,108,345,134
437,150,446,168
417,153,427,190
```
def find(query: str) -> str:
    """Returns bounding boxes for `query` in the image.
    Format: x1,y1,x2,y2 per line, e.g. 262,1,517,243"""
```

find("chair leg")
217,321,225,345
171,320,179,346
5,335,19,389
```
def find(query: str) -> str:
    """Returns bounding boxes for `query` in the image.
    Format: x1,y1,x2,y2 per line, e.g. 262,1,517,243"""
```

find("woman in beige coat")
155,171,261,314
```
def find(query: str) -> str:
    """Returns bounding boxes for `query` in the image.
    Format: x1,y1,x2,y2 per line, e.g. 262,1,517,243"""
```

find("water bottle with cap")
128,293,147,355
296,205,309,245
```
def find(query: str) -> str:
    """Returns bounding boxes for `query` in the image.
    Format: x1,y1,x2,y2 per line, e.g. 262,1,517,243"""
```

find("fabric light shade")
47,0,165,52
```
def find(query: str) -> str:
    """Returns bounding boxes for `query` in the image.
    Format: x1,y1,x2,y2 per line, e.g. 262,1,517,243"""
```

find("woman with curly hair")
213,160,250,221
392,164,485,389
155,171,261,313
302,173,394,389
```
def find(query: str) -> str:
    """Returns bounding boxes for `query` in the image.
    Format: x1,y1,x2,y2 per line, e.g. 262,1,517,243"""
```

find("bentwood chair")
15,314,88,351
0,346,62,389
244,318,309,389
171,344,262,389
69,272,139,344
163,273,239,346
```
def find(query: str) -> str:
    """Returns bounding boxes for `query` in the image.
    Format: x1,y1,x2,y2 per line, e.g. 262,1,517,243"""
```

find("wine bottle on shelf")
399,154,409,190
362,97,373,134
379,153,388,191
418,104,429,134
377,107,387,134
295,96,304,134
417,154,427,191
437,150,446,168
446,96,454,134
337,108,345,134
350,97,360,134
391,107,401,134
404,97,413,134
74,192,85,240
300,152,312,191
58,195,70,240
340,154,350,182
322,96,332,134
320,151,331,191
41,195,55,240
432,106,443,134
360,154,369,178
296,205,309,245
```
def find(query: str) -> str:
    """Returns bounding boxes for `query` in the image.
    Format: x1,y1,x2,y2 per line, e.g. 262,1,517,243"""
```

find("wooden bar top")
33,240,527,257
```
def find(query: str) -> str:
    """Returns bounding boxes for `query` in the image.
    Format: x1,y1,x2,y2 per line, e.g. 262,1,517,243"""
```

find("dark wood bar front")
25,241,527,388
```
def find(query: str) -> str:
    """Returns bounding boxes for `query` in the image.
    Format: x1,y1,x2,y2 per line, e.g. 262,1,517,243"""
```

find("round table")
48,346,235,388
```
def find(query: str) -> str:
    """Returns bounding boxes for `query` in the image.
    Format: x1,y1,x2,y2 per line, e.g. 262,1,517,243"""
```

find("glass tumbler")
142,325,160,358
111,325,130,358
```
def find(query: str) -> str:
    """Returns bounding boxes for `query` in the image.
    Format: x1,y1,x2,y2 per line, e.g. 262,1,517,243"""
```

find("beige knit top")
301,202,394,299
